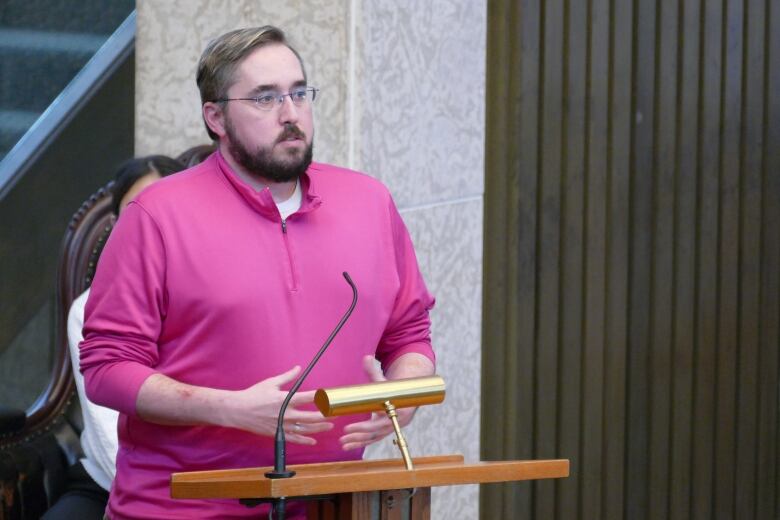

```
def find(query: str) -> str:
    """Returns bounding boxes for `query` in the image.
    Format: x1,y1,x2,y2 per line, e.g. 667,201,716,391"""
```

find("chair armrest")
0,405,26,436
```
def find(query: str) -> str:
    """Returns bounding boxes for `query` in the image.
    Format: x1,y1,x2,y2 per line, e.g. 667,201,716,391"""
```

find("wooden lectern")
171,454,569,519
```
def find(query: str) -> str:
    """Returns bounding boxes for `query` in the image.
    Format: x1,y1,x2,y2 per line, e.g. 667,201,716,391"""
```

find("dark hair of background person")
110,155,185,216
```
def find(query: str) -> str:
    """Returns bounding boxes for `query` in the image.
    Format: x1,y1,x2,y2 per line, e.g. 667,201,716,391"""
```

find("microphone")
265,272,358,482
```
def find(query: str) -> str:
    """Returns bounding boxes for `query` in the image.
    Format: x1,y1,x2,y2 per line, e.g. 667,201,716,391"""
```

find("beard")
225,121,313,183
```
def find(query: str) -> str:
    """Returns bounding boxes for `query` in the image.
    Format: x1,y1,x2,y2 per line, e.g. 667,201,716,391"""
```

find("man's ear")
202,102,227,138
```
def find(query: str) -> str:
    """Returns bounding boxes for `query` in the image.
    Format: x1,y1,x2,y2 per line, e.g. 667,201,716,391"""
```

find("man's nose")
277,95,299,124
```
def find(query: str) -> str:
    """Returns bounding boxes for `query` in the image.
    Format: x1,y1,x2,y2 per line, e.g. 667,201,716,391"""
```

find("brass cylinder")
314,375,445,417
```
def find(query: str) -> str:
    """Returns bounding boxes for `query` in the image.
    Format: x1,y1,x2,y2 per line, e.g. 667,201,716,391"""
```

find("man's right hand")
223,365,333,444
135,366,332,445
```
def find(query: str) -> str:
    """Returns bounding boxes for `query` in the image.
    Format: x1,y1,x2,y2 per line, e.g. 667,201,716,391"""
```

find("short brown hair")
196,26,306,140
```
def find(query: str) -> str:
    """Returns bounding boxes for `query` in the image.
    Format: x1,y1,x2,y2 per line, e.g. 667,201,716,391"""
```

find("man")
80,26,435,520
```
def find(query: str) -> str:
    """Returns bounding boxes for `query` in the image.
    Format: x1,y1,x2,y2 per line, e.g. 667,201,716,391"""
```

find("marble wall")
136,1,485,518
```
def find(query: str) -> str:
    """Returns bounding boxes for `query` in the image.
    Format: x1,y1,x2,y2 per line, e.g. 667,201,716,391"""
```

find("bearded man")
80,26,435,520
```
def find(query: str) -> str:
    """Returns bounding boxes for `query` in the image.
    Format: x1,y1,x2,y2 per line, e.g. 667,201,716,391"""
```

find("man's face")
216,44,314,183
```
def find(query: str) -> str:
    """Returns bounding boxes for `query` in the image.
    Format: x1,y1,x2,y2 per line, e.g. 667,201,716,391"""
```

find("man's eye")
291,89,307,100
256,94,277,106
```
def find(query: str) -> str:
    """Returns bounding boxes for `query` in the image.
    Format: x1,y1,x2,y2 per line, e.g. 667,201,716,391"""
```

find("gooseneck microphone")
264,272,358,518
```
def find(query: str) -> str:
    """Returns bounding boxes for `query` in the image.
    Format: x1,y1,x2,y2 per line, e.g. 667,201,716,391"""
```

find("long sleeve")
67,290,118,490
79,202,166,417
374,198,436,372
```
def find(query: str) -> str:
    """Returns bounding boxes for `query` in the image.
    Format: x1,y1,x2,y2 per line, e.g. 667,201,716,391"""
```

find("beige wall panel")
355,1,486,208
355,4,485,515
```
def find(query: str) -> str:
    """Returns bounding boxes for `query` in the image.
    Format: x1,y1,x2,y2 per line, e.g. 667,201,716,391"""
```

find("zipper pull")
281,219,287,233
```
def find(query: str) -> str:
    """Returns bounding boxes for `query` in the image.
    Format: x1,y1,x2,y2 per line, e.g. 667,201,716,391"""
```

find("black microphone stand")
264,272,358,519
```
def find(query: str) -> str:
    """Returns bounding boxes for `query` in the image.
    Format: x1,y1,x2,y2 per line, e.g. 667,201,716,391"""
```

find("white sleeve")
67,289,119,489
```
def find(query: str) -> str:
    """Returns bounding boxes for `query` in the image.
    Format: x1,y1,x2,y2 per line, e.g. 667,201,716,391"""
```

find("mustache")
276,124,305,143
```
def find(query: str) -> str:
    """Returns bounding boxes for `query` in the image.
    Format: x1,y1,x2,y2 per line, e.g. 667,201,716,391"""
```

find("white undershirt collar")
275,179,302,220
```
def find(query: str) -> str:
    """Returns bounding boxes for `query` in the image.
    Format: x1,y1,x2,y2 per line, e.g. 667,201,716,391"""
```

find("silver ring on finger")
294,422,301,432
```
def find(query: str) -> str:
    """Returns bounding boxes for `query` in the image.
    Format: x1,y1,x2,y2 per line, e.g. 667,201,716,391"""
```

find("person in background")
80,25,435,520
43,155,185,520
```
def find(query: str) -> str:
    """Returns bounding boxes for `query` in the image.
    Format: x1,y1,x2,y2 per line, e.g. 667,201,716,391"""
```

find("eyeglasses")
214,87,319,111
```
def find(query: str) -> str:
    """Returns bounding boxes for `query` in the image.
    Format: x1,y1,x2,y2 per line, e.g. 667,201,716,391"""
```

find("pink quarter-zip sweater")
80,152,435,519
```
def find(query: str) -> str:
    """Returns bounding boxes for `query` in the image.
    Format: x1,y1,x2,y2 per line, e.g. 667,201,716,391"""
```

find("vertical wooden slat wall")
481,0,780,519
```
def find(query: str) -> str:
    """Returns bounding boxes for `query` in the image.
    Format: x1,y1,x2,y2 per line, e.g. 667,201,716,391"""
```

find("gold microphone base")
383,400,414,470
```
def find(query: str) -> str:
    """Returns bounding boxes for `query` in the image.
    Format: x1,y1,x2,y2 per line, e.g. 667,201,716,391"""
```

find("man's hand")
223,366,333,445
136,366,332,445
339,355,423,451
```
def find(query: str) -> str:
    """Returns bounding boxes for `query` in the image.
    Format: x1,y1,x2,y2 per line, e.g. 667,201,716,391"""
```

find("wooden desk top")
171,454,570,499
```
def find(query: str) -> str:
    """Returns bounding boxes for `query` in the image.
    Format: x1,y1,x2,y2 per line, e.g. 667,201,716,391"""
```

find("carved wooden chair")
0,182,114,519
0,144,214,519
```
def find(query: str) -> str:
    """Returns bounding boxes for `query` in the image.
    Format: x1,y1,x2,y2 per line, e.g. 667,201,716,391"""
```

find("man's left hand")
339,355,419,451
